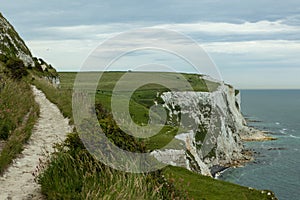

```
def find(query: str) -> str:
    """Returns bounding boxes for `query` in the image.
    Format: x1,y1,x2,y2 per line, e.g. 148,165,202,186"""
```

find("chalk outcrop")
151,81,265,176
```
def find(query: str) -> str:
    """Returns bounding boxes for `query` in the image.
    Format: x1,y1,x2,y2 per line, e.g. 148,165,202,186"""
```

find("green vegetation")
0,56,29,80
163,166,276,200
38,133,185,200
59,71,218,125
32,76,72,119
5,57,28,80
144,126,180,150
32,73,186,199
32,72,276,199
0,61,39,174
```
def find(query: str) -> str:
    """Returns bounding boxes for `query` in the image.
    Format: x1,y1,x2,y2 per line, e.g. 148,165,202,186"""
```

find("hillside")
0,13,34,66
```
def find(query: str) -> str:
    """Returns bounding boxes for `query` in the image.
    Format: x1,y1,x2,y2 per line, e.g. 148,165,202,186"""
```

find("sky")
0,0,300,89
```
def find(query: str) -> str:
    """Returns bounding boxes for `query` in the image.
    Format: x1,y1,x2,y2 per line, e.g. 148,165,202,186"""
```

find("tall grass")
0,77,39,174
38,133,186,200
39,149,168,199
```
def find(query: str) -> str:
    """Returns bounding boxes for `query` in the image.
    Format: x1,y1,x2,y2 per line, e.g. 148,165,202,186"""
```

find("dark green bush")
0,123,10,140
0,54,8,63
0,118,15,140
5,57,28,80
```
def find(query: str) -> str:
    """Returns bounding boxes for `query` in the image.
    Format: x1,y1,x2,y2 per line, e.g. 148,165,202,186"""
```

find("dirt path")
0,86,72,200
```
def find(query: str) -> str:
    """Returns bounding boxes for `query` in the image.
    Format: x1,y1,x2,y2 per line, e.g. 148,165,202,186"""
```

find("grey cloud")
1,0,299,42
2,0,300,26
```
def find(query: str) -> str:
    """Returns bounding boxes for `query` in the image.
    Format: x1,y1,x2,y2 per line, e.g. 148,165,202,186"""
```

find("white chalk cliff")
151,80,256,177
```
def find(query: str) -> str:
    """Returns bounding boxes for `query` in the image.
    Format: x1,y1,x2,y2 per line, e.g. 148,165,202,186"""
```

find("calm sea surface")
219,90,300,200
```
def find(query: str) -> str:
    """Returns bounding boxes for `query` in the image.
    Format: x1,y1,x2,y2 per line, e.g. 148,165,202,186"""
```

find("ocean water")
219,90,300,200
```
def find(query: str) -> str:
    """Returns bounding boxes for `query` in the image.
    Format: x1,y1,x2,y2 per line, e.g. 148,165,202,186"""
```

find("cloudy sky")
1,0,300,89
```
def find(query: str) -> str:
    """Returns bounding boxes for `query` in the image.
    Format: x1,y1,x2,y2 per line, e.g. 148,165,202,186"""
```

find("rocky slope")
0,13,34,67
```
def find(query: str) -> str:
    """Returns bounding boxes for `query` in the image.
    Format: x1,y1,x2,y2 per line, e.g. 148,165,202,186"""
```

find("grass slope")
163,166,275,200
0,65,39,174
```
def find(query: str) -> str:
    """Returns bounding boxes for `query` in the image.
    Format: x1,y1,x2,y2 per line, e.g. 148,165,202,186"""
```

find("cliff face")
0,13,34,67
151,82,252,177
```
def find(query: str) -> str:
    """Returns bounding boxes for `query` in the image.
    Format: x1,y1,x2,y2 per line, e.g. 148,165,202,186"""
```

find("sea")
218,90,300,200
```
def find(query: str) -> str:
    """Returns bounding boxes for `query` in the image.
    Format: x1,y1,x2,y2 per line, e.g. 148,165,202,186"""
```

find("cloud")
2,0,300,26
34,24,134,40
25,19,300,43
203,40,300,55
1,0,300,88
26,39,99,71
154,20,300,35
26,20,300,70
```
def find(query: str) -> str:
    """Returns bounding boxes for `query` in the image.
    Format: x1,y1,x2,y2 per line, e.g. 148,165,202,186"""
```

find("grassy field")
59,71,212,149
33,71,276,199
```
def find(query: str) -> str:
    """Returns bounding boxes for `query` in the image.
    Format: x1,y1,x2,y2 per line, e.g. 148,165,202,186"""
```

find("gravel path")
0,86,72,200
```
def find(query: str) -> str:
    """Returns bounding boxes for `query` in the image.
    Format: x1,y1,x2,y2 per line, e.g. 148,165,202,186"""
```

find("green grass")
40,72,185,151
59,71,219,93
34,71,276,200
38,133,186,200
58,71,216,150
32,76,72,120
0,77,39,174
163,166,276,200
143,126,185,151
33,73,187,199
59,71,219,125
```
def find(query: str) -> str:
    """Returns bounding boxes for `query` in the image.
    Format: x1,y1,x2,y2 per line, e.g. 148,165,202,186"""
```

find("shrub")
5,57,28,80
0,54,8,63
0,119,13,140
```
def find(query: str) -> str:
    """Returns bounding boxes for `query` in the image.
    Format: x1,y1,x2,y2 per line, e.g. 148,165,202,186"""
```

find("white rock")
153,83,251,176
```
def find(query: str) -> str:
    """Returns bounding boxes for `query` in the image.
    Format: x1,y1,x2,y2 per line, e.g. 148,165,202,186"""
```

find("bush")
5,57,28,80
0,54,8,63
0,119,13,140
